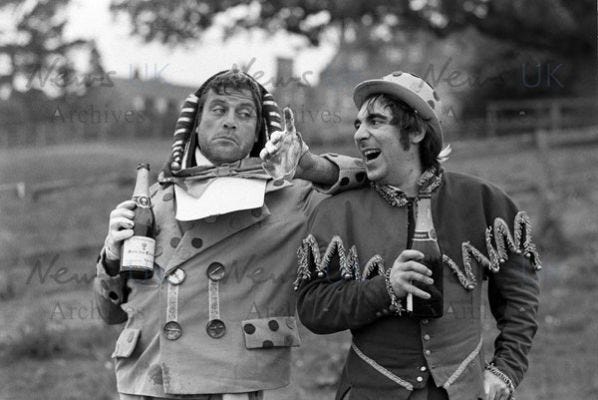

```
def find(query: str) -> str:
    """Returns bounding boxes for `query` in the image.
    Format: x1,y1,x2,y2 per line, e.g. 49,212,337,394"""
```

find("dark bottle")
120,163,155,279
406,195,443,318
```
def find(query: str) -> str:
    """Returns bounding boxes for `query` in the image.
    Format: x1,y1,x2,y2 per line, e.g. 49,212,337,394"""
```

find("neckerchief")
158,149,272,221
158,157,270,184
371,166,443,207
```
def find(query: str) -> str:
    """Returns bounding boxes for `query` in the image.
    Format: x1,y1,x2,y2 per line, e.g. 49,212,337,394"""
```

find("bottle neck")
132,167,150,206
414,197,434,233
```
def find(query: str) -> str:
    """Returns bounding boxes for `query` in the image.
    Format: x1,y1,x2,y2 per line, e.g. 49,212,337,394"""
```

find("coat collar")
371,166,443,207
153,182,286,277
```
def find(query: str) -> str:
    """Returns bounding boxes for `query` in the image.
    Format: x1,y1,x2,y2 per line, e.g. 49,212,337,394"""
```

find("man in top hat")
93,69,366,400
295,71,541,400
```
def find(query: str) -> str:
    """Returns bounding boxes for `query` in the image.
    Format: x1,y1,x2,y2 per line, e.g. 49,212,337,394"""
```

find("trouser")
119,392,263,400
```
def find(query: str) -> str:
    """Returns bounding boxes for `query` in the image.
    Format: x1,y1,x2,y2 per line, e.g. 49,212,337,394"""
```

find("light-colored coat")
94,155,365,397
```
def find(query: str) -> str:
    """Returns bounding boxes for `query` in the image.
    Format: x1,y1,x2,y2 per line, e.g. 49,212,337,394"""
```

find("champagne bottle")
406,195,443,318
120,163,155,279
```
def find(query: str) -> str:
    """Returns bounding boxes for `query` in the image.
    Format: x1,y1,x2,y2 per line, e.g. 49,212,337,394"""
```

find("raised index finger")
283,107,296,135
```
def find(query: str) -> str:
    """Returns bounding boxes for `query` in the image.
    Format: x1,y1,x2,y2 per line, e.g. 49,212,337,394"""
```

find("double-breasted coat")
94,155,365,397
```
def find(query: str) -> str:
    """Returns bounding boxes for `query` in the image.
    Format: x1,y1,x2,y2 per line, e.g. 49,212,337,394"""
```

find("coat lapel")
152,184,182,274
154,180,292,277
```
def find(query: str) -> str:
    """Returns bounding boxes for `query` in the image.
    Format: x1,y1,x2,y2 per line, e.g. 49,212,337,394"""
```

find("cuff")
313,154,366,194
97,249,120,277
367,275,395,318
94,253,126,306
384,270,405,316
485,362,516,398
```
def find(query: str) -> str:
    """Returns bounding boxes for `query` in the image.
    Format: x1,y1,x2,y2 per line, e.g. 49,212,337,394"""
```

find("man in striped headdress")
94,69,366,400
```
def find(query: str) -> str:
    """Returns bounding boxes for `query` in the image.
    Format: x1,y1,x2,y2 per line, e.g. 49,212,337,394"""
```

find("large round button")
167,268,186,285
420,366,427,372
423,334,431,341
416,376,424,383
163,321,182,341
425,350,431,356
206,319,226,338
207,262,226,281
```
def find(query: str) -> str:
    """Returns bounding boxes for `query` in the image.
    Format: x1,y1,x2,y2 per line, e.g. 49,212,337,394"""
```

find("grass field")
0,137,597,399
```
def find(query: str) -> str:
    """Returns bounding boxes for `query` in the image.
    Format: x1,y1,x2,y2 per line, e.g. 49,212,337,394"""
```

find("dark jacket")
296,171,541,400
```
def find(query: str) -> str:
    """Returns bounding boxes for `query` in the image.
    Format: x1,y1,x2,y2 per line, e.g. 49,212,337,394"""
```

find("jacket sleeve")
93,250,129,325
312,154,366,195
295,201,391,334
487,252,540,387
297,268,391,334
484,190,541,388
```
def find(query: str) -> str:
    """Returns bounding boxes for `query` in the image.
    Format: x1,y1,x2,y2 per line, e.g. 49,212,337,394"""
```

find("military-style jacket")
94,155,365,397
295,171,541,400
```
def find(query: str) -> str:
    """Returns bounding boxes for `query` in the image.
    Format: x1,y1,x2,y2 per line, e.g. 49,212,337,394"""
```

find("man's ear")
410,127,426,144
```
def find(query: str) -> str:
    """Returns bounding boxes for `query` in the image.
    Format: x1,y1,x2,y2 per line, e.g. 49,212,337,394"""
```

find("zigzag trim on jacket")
443,211,542,290
294,235,387,290
295,211,541,291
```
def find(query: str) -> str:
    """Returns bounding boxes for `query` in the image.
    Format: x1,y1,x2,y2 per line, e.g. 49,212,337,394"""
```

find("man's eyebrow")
236,101,256,110
366,113,389,122
207,99,227,107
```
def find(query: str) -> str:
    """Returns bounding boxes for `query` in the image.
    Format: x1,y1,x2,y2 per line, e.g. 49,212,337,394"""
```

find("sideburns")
399,131,411,151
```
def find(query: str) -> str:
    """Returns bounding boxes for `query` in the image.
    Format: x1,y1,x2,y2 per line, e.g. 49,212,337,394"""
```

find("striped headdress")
161,69,283,178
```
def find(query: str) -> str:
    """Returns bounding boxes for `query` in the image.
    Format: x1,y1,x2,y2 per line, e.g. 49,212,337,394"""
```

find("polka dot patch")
427,100,435,109
191,238,203,248
163,192,174,202
170,237,181,248
244,324,256,334
340,177,350,186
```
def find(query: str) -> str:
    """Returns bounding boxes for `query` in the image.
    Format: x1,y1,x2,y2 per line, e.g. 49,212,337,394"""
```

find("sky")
61,0,337,89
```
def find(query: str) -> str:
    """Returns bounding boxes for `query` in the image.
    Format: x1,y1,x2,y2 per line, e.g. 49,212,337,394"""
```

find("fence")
485,97,598,136
0,115,177,148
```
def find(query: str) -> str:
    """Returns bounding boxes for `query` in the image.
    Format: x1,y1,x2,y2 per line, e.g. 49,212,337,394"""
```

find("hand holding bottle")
104,200,136,261
389,250,433,299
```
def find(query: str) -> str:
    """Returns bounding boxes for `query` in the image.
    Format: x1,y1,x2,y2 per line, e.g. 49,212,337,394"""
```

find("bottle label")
121,236,155,270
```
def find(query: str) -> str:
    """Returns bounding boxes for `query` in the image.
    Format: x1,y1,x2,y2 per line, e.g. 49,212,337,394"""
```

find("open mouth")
362,148,381,161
